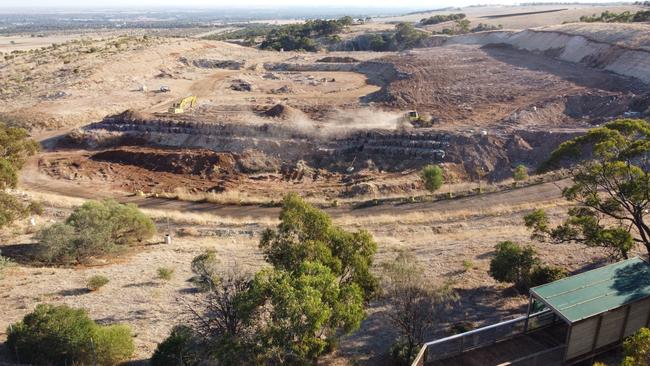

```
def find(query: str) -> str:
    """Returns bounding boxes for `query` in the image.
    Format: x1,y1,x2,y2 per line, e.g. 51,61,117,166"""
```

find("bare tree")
382,252,458,365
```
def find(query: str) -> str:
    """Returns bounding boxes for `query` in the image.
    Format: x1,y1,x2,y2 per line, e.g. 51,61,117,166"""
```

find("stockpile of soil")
262,103,305,120
317,56,359,63
237,149,280,174
115,109,153,122
91,148,238,178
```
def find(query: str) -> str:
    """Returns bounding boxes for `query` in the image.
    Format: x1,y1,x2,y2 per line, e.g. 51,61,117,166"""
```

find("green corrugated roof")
530,257,650,324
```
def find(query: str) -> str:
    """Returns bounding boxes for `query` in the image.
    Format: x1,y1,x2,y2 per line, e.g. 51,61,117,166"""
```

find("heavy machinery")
168,95,197,114
407,110,419,122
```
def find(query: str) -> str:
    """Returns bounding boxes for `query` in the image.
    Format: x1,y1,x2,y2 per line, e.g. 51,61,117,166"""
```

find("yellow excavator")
168,95,197,114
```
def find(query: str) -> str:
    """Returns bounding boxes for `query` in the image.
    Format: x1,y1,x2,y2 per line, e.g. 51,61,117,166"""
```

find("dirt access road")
20,150,569,221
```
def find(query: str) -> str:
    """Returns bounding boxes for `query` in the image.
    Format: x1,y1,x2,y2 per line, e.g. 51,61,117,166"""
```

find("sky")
0,0,627,9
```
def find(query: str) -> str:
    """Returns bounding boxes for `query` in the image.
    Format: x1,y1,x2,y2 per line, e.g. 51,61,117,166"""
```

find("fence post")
90,337,97,366
9,324,19,364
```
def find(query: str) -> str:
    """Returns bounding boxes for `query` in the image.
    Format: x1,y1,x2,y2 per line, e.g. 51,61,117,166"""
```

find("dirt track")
20,150,569,220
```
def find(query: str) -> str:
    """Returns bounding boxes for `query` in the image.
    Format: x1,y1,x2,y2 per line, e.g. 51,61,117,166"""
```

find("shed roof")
530,257,650,324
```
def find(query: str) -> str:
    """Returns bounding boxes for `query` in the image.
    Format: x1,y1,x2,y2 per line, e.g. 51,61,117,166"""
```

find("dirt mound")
262,103,305,120
115,109,153,122
91,148,238,178
230,80,253,92
189,58,244,70
270,85,296,94
237,149,280,174
317,56,359,63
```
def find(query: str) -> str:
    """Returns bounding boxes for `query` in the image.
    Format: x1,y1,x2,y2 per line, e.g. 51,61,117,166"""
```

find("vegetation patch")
6,304,134,365
35,199,156,264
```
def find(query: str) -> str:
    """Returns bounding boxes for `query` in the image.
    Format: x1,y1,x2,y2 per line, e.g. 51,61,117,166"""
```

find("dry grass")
0,188,606,365
339,199,570,227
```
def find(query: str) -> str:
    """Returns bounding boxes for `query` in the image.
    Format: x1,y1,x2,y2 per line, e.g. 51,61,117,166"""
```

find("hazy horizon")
0,0,634,9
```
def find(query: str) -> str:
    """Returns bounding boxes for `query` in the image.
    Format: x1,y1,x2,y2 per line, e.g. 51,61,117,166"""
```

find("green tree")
513,164,529,184
338,16,354,26
455,19,471,34
0,123,39,229
243,262,365,365
35,199,156,264
420,164,445,193
368,33,388,51
382,252,457,365
394,22,427,49
157,194,377,365
622,327,650,366
260,193,378,299
531,119,650,259
6,304,133,366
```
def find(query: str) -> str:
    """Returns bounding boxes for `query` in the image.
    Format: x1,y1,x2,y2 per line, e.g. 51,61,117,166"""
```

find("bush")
622,327,650,366
157,267,174,281
87,275,109,291
389,339,415,366
420,13,466,25
190,250,220,291
529,265,566,288
151,325,202,366
35,199,155,264
489,241,539,291
462,259,474,272
489,241,566,291
93,324,135,365
513,164,529,183
420,164,444,193
6,304,133,365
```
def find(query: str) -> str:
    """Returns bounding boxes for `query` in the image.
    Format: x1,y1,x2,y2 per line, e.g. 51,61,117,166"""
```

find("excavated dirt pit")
368,44,650,128
39,147,423,199
42,43,650,200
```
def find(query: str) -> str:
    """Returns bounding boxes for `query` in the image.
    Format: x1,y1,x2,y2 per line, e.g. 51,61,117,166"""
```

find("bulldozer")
168,95,197,114
407,110,419,122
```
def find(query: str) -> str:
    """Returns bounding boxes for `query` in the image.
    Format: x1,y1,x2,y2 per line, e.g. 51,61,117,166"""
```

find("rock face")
72,113,581,181
450,27,650,84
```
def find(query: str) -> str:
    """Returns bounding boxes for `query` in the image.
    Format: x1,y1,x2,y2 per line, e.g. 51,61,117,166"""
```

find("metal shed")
413,257,650,366
530,257,650,364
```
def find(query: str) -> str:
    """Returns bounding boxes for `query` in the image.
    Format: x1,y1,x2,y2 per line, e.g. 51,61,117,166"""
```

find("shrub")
462,259,474,272
157,267,174,281
489,241,539,291
513,164,529,183
87,275,109,291
489,241,566,291
6,304,133,365
190,250,220,291
93,324,135,365
389,339,415,366
623,327,650,366
420,164,444,193
151,325,202,366
35,199,155,264
529,265,566,288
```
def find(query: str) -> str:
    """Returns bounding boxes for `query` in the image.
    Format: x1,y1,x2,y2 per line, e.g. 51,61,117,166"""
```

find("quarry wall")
450,29,650,84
